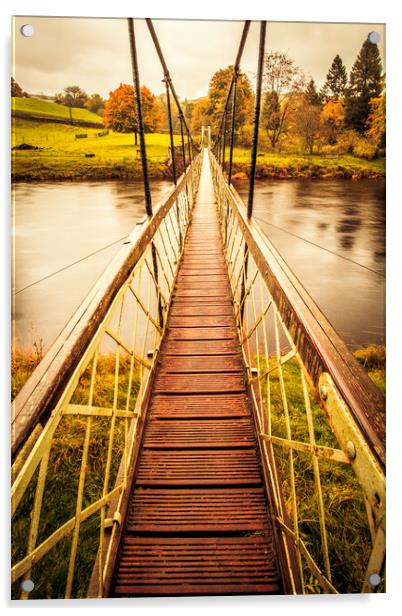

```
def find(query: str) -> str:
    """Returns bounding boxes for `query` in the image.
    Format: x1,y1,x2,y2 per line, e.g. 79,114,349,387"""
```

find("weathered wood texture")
111,150,282,597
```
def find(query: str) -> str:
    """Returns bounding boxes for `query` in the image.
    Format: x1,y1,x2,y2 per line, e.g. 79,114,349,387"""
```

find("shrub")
353,139,377,160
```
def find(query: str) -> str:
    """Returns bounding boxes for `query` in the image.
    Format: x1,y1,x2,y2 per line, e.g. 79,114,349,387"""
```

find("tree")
11,77,28,97
85,93,105,116
183,99,194,126
262,91,281,148
294,101,322,154
345,39,383,132
191,99,209,135
103,83,163,143
321,98,345,144
55,85,88,108
366,94,385,148
323,54,348,99
261,51,305,148
305,79,321,106
206,66,254,137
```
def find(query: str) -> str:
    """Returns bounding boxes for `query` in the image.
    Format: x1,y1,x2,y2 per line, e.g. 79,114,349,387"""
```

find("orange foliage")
321,98,345,128
103,83,163,133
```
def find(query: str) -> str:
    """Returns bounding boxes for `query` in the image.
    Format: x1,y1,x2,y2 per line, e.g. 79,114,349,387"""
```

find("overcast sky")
13,17,385,100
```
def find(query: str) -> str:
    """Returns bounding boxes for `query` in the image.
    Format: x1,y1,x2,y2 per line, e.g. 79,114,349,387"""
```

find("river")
12,177,385,352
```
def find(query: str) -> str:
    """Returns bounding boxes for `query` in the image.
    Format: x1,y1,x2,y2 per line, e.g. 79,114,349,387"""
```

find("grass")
12,118,185,181
12,97,102,125
230,147,385,180
260,345,385,593
11,344,385,597
12,353,140,599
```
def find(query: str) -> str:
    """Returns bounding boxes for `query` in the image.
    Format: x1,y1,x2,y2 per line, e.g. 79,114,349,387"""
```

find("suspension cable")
145,18,196,155
252,215,385,277
127,18,153,216
212,21,250,152
247,21,266,219
13,235,130,295
164,78,177,184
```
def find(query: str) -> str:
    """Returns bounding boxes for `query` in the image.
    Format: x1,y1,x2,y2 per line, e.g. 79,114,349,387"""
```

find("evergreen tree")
345,39,383,132
305,79,321,106
323,54,347,99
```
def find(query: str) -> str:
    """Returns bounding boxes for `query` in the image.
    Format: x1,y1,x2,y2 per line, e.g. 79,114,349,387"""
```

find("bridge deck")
111,151,282,597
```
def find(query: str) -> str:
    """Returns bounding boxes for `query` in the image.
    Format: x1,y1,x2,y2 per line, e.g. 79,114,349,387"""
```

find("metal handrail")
210,148,385,594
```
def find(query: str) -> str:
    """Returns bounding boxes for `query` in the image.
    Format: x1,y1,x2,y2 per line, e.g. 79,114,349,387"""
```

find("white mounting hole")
20,579,35,592
368,573,381,587
368,31,380,44
20,24,34,37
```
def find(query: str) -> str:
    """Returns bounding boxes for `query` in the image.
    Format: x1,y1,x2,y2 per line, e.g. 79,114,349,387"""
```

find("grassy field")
11,113,384,181
12,118,185,181
230,147,385,180
12,97,102,125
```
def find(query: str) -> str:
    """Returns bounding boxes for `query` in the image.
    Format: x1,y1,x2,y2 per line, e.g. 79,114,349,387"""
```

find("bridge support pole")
247,20,266,220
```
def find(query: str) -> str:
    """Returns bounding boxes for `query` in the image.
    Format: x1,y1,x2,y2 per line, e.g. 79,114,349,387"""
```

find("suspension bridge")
11,19,385,599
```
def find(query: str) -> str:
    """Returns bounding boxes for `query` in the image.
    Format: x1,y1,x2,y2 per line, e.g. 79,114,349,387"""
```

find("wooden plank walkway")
111,151,282,597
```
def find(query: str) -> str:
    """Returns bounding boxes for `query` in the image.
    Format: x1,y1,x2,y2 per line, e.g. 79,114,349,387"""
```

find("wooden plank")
113,537,280,596
167,326,237,340
153,373,245,394
159,354,242,372
149,394,251,418
135,449,262,486
126,487,268,532
161,339,240,355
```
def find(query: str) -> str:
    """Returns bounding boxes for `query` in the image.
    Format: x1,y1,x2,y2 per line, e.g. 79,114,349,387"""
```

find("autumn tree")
85,93,105,116
191,99,209,135
262,51,305,148
345,39,383,132
366,94,385,148
322,54,348,100
103,84,163,143
294,103,322,154
206,66,254,137
55,85,88,108
321,98,345,144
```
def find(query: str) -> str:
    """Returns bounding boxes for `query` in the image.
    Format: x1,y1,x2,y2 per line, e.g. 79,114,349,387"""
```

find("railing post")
179,115,187,171
228,74,238,185
165,78,177,186
222,110,227,173
127,18,153,217
247,20,266,220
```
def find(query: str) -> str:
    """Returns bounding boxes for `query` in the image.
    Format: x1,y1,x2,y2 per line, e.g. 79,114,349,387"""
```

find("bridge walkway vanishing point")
111,149,282,596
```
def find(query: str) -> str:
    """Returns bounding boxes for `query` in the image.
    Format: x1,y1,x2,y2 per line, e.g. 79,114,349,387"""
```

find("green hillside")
12,97,102,125
11,118,186,181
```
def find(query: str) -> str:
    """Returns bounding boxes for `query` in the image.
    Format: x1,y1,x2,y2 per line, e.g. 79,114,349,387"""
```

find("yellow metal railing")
11,155,202,599
210,150,385,594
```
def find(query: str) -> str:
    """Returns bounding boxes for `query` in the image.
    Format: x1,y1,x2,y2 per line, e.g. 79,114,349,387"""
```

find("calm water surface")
12,178,385,351
235,178,385,349
12,180,172,350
